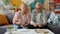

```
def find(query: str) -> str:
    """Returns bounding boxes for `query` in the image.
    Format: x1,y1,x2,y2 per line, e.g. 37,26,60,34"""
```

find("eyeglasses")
36,8,41,10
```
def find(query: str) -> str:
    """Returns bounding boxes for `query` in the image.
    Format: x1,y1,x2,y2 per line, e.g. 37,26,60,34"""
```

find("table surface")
5,29,55,34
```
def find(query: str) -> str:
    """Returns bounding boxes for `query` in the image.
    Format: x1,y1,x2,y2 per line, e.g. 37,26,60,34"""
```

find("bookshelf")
54,0,60,14
49,0,60,14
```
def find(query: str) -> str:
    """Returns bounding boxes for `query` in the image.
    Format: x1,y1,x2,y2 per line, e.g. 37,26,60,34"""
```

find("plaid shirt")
31,9,47,25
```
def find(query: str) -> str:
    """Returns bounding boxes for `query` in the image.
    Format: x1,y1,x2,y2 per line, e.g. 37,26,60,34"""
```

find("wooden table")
5,29,54,34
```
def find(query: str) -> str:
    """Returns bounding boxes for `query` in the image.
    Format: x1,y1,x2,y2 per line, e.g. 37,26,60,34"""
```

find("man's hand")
33,23,37,27
38,23,43,27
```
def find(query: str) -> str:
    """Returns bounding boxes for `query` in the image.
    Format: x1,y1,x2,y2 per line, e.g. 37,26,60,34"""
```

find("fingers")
15,22,21,25
38,24,43,27
33,23,37,27
21,23,25,27
21,23,28,27
34,24,37,27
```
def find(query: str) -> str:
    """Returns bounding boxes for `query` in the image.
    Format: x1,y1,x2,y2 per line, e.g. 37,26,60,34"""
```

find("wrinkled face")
36,3,42,13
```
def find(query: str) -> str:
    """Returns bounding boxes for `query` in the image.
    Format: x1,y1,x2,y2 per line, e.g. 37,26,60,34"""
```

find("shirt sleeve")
30,10,35,25
13,12,19,24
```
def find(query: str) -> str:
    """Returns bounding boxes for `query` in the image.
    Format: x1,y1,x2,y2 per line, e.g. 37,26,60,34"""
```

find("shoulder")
32,9,36,13
31,9,36,15
15,11,20,16
42,9,47,14
15,12,18,14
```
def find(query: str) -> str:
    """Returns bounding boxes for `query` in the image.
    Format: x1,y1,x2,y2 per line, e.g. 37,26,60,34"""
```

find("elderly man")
30,2,47,29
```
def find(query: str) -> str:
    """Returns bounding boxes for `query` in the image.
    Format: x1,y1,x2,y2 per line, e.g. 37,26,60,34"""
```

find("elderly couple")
13,2,48,29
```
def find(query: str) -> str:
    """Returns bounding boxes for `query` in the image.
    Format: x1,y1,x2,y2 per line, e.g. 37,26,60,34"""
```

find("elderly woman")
13,3,30,29
30,2,47,29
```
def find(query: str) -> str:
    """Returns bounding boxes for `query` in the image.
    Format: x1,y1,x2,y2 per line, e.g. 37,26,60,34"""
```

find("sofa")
0,13,14,34
47,23,60,34
47,12,60,34
0,12,60,34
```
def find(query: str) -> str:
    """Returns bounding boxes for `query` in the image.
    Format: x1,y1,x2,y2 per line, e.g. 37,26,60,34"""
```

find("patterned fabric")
13,12,30,25
31,9,47,25
47,12,60,26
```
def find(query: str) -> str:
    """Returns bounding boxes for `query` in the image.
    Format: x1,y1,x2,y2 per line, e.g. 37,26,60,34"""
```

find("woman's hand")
38,23,43,27
21,23,26,27
21,22,29,27
15,22,22,25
